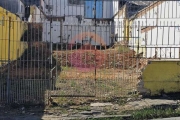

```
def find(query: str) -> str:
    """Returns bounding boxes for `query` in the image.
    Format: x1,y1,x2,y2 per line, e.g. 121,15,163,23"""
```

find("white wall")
130,1,180,58
42,0,114,19
33,6,45,23
112,0,119,17
103,1,112,18
102,0,119,19
28,5,45,23
41,0,115,46
114,5,126,42
43,0,84,17
42,16,111,46
40,0,45,10
17,0,25,19
143,27,180,58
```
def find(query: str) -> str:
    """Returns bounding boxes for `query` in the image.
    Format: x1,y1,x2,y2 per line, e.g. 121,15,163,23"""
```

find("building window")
68,0,84,5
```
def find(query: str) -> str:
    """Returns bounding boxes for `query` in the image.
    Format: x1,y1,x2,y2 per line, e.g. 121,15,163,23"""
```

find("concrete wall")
0,7,27,66
142,60,180,95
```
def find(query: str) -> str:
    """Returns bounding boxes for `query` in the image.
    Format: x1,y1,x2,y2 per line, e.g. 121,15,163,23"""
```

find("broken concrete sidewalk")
123,99,178,111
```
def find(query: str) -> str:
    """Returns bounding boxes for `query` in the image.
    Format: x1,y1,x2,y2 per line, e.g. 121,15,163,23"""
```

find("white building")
40,0,120,46
28,5,45,23
0,0,25,20
113,1,152,43
129,1,180,59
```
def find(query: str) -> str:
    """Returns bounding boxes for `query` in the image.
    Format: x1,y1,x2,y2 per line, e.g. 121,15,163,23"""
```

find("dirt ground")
51,48,140,98
0,98,179,120
0,45,148,119
50,67,139,98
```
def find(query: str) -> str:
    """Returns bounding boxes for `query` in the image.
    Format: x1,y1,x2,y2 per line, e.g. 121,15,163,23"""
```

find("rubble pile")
138,59,149,71
104,50,136,69
54,49,137,69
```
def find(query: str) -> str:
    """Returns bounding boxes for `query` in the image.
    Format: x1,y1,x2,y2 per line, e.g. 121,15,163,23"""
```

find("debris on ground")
53,49,137,69
0,98,179,120
90,103,113,107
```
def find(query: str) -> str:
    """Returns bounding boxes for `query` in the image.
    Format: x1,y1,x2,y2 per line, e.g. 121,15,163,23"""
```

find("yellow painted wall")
124,18,129,42
0,7,28,66
123,4,128,42
142,61,180,95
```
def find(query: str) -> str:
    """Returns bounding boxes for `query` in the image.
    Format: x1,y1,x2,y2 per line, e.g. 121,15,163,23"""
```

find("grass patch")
76,105,91,111
89,105,180,120
114,45,130,53
87,117,124,120
71,81,77,87
61,66,71,71
123,106,180,120
56,97,67,105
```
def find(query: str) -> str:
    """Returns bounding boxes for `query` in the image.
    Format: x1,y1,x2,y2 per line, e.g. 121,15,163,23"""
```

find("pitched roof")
129,1,163,20
126,1,154,18
116,1,155,18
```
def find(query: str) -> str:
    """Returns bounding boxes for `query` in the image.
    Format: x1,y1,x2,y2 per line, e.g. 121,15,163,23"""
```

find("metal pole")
94,0,97,96
7,17,11,103
137,21,140,72
47,0,53,102
50,19,52,89
60,19,63,44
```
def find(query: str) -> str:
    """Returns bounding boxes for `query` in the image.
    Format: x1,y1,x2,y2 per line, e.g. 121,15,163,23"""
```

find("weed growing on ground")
71,81,77,87
87,117,124,120
116,45,130,53
123,106,180,120
76,105,91,111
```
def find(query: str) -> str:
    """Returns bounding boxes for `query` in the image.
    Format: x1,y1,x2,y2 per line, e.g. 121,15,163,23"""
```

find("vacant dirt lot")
51,47,140,98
